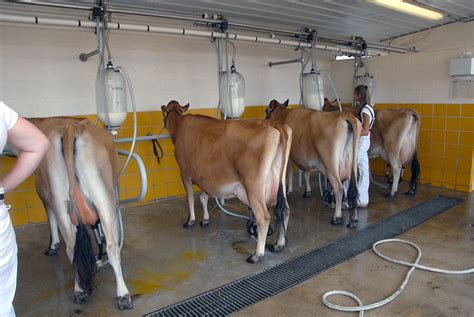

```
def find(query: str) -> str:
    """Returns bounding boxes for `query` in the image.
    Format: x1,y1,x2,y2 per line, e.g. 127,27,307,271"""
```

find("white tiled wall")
327,21,474,104
0,24,331,117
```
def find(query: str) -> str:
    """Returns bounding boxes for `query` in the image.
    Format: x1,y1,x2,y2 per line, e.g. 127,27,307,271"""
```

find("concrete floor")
12,177,473,316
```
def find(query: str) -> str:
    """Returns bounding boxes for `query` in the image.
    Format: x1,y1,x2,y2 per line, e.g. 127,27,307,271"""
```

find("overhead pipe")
8,0,224,23
0,13,387,55
6,0,413,54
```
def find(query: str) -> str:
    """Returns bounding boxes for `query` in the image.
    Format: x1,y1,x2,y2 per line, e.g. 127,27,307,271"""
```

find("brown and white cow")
27,117,131,309
161,100,292,264
265,99,361,228
323,99,420,198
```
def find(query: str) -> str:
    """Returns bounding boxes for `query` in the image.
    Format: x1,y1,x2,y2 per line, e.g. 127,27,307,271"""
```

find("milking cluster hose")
321,238,474,316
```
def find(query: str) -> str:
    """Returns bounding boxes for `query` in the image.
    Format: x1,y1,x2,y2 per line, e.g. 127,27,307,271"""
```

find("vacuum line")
321,238,474,316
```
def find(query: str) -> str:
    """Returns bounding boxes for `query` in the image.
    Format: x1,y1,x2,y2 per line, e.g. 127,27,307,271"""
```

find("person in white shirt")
0,101,50,317
354,85,375,207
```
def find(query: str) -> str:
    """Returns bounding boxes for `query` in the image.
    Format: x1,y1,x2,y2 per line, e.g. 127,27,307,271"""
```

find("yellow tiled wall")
2,103,472,227
370,103,474,192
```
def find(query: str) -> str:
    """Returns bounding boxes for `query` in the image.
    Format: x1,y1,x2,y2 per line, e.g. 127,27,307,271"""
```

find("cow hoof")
405,189,416,196
246,254,263,264
330,217,343,225
44,247,59,256
74,291,90,304
346,222,357,229
269,244,285,253
182,220,195,229
385,192,396,199
302,191,312,198
200,218,210,227
287,191,293,198
117,294,133,310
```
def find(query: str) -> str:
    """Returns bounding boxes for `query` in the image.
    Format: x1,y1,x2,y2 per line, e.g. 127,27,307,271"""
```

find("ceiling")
4,0,474,42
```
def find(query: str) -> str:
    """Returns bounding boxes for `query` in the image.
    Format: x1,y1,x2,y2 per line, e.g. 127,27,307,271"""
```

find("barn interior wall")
0,24,331,227
328,21,474,193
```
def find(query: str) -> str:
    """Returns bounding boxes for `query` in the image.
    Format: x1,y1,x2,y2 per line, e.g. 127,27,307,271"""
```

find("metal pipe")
79,48,99,62
114,134,170,144
0,13,386,55
108,7,223,24
228,21,309,37
9,0,94,11
117,149,148,205
269,58,303,67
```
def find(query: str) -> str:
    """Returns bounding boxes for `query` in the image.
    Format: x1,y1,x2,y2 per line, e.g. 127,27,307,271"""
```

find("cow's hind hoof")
384,192,396,199
117,294,133,310
74,291,90,304
182,220,195,229
302,191,312,198
246,254,263,264
269,244,285,253
330,217,343,225
44,247,59,256
346,222,357,229
405,189,416,196
200,218,210,227
287,191,293,198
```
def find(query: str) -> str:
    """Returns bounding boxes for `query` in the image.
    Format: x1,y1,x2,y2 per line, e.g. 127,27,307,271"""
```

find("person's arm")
0,118,50,192
360,112,371,136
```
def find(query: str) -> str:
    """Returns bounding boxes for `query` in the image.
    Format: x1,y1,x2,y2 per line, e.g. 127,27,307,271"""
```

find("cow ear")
161,105,166,112
269,99,276,108
283,99,289,107
183,103,190,112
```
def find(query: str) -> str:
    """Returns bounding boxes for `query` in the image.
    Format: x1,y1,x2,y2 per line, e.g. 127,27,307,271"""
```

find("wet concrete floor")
12,177,473,316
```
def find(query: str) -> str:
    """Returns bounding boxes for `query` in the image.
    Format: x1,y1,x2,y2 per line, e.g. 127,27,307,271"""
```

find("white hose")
215,198,250,220
321,71,342,112
321,238,474,316
116,66,137,176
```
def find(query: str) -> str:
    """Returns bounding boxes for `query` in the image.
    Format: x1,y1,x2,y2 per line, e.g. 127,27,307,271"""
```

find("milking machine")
212,22,264,238
79,1,146,267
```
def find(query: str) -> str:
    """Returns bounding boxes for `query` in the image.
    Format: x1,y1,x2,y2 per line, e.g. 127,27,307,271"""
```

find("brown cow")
22,117,131,309
265,99,361,228
323,99,420,198
162,100,292,264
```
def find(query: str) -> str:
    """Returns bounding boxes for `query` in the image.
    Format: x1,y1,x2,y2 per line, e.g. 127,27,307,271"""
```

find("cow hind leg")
328,174,344,226
44,204,61,256
286,161,294,197
246,196,270,264
405,151,420,196
182,178,196,229
269,183,290,253
95,197,132,310
302,171,312,198
199,192,210,226
386,153,401,199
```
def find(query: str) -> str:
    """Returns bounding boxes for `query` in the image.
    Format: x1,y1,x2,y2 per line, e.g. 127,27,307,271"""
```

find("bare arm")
1,118,50,192
360,113,371,136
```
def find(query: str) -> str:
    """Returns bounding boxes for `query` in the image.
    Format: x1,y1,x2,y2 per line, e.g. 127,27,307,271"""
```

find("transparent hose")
116,66,137,175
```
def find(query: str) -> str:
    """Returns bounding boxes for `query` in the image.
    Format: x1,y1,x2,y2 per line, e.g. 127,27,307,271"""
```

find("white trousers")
344,135,371,206
357,135,371,206
0,203,17,317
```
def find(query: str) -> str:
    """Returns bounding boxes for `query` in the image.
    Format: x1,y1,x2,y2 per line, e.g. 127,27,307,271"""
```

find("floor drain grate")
145,195,463,317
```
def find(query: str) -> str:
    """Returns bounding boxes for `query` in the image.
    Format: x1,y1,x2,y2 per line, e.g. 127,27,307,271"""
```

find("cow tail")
407,111,421,195
63,124,97,295
275,125,291,238
346,119,359,209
